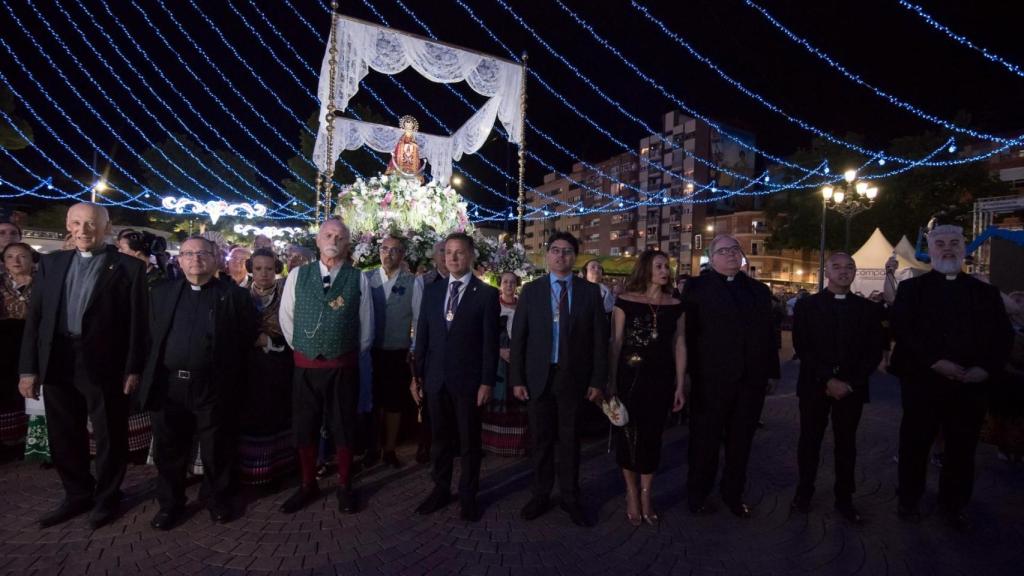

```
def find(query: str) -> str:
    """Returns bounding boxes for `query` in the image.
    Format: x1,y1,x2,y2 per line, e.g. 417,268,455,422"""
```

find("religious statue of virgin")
386,115,426,183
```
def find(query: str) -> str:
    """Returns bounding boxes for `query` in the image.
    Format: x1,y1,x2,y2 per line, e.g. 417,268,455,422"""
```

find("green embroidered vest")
292,263,361,359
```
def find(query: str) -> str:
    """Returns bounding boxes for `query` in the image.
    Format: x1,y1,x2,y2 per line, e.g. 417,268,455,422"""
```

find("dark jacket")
890,271,1012,383
19,246,148,387
414,274,499,396
682,271,780,387
138,277,258,410
793,290,884,401
509,275,609,397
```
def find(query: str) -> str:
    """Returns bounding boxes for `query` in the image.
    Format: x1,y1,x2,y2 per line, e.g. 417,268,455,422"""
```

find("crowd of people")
0,202,1020,535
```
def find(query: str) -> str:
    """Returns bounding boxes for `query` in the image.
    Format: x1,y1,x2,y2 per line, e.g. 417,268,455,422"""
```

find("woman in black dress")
608,249,686,526
0,243,36,461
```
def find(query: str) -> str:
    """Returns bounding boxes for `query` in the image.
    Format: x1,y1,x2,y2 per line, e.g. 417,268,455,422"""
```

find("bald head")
825,252,856,293
66,202,111,252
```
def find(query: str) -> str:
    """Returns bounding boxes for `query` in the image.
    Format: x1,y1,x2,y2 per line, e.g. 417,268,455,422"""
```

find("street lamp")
817,169,880,290
90,180,107,203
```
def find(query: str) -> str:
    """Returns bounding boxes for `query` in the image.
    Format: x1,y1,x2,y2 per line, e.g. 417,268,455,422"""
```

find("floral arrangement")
485,235,535,279
335,174,472,270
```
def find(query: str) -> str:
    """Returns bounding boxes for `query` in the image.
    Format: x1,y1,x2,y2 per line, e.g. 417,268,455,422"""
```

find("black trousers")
43,338,128,509
796,392,864,504
687,378,766,506
293,365,358,449
427,384,481,500
527,365,583,504
898,378,987,512
151,374,233,511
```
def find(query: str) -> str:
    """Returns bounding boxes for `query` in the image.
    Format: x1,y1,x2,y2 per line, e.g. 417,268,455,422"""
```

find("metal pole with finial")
516,52,528,245
318,0,341,224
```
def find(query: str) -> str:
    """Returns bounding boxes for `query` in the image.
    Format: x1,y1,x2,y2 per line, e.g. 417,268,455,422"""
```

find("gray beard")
932,257,962,275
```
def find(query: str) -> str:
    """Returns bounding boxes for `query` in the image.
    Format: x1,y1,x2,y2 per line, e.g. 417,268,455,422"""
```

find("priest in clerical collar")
891,222,1014,531
18,202,149,530
681,234,780,519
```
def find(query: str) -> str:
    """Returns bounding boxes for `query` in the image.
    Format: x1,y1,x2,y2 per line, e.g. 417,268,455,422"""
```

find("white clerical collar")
78,249,102,258
726,275,736,282
945,274,957,281
190,284,202,292
834,293,847,300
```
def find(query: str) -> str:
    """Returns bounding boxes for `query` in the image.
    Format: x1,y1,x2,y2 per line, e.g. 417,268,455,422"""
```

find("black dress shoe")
280,484,320,514
949,511,971,532
88,505,119,530
727,502,753,518
791,495,811,514
688,499,709,515
897,503,922,522
150,508,183,531
39,499,93,528
834,501,863,524
560,501,590,527
520,495,550,521
415,488,451,515
459,498,480,522
209,503,232,524
337,487,357,514
382,451,403,469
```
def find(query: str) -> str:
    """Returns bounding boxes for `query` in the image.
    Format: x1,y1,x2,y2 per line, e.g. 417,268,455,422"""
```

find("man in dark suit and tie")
510,232,608,526
791,252,884,524
18,202,148,529
682,234,779,518
139,236,258,530
412,232,499,522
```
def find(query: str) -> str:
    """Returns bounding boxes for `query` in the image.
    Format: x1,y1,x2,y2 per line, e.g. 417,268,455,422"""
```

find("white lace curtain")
313,15,525,185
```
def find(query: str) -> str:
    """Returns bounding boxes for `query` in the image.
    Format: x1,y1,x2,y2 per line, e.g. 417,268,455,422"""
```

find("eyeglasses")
179,250,213,259
713,246,743,257
548,247,575,256
379,246,404,254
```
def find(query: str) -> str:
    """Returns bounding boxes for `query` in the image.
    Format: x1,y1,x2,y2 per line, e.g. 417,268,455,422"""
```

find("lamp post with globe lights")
816,169,879,290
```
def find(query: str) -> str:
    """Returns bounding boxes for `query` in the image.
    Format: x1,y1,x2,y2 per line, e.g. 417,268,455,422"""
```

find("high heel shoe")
626,493,642,527
641,488,659,526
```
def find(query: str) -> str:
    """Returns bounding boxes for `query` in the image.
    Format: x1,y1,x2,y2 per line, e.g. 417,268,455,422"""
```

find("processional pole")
516,52,528,245
316,1,342,225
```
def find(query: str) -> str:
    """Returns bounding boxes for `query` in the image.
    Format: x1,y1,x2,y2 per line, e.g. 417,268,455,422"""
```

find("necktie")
446,280,463,328
556,280,570,366
322,275,332,293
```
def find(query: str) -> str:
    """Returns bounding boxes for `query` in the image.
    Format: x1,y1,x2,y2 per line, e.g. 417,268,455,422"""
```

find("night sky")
2,0,1023,216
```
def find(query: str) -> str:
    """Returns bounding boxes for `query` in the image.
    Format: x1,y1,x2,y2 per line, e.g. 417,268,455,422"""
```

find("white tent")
850,228,895,297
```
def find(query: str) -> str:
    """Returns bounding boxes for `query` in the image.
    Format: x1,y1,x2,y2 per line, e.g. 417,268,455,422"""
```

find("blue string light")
895,0,1024,80
740,0,1019,145
23,0,304,217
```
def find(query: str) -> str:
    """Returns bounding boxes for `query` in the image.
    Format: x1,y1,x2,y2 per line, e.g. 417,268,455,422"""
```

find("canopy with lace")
312,14,525,186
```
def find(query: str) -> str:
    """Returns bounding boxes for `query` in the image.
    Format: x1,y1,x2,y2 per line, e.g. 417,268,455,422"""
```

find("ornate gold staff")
516,52,528,245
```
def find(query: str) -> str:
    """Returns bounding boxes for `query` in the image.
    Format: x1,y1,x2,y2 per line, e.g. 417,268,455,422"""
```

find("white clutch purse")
601,396,629,427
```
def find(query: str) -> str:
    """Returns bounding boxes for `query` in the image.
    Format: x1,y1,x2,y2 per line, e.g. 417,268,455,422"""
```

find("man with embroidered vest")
510,232,608,527
412,232,499,522
363,234,423,468
140,237,258,530
892,224,1012,531
18,203,148,529
278,219,373,514
683,234,780,518
791,253,884,524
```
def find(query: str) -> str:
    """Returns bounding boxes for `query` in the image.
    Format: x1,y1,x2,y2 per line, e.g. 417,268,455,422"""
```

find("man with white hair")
891,222,1013,530
278,219,373,514
682,234,779,518
19,202,148,529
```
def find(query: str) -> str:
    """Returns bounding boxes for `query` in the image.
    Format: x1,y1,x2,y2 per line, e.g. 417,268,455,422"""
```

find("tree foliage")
767,131,1010,252
0,87,34,151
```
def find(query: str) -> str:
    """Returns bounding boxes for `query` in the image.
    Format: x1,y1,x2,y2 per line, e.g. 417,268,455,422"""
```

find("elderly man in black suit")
510,231,608,526
791,252,884,524
892,224,1013,531
138,236,258,530
412,232,499,522
682,234,779,518
18,202,148,529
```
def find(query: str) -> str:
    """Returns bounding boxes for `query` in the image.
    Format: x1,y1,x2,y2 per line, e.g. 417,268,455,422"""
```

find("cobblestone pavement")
1,356,1023,575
